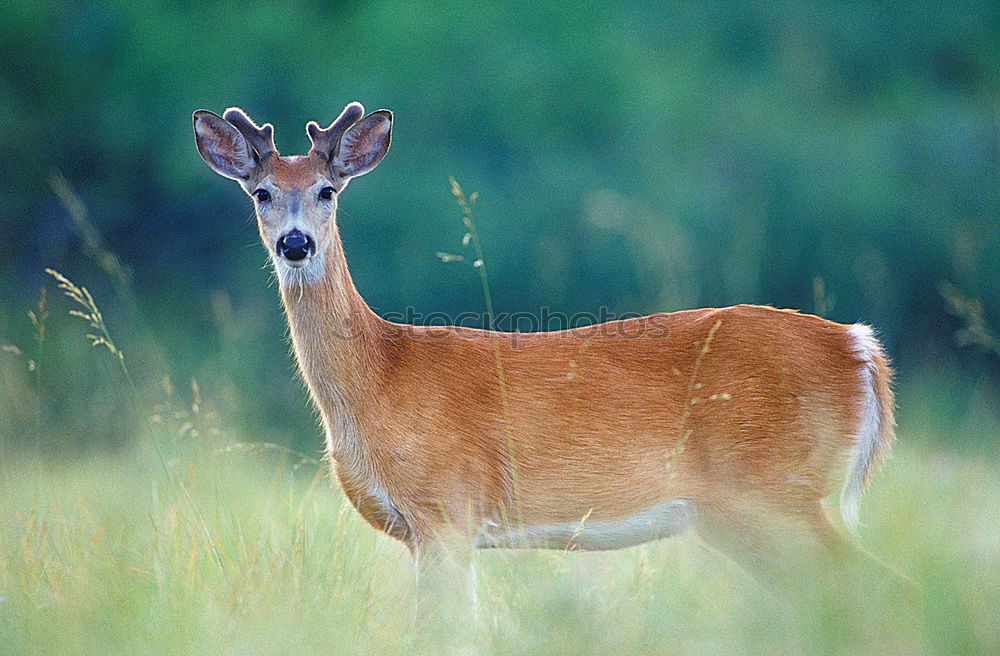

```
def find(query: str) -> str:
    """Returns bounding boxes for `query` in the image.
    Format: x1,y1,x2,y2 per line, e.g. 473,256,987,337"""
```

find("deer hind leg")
810,503,920,600
692,498,857,588
695,499,915,598
693,503,798,586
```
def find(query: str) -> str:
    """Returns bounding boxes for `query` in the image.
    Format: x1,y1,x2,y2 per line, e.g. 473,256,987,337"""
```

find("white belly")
475,499,696,551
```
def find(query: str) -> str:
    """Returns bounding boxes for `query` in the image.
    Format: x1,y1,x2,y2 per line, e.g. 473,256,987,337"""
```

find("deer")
193,102,896,593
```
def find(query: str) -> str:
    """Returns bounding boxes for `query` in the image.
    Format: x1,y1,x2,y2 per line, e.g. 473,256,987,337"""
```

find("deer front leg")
408,535,479,652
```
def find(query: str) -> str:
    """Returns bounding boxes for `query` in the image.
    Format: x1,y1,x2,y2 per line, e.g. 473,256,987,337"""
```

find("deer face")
193,103,391,283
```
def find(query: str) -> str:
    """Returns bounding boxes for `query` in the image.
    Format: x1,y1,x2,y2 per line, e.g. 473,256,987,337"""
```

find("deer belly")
475,498,696,551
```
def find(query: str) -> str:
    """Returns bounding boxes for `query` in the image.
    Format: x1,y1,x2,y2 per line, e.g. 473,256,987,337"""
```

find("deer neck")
278,230,385,456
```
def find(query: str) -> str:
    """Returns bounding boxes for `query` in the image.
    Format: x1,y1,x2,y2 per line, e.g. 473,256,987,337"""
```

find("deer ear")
193,110,258,181
332,110,392,180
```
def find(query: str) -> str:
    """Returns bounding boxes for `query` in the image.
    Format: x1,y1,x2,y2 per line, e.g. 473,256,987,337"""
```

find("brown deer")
193,102,895,587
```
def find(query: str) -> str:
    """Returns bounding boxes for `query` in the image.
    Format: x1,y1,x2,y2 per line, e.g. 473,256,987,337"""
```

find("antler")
223,107,278,160
306,102,365,160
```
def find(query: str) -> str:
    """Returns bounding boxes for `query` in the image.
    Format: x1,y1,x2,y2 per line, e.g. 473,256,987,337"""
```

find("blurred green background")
1,0,998,452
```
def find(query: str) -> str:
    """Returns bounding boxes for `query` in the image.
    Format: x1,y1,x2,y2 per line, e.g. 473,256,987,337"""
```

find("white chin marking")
475,498,696,551
275,251,324,285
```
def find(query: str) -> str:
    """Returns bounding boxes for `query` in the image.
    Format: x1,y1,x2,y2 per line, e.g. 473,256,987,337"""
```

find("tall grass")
2,434,998,655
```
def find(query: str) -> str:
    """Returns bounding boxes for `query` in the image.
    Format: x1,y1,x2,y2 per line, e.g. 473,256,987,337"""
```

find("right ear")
332,110,392,180
193,110,258,181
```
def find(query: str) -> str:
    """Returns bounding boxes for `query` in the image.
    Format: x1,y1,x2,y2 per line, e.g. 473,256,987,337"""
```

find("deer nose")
276,229,315,262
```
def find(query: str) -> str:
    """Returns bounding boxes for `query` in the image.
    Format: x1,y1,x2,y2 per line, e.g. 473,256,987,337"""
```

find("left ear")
193,110,259,181
333,110,392,180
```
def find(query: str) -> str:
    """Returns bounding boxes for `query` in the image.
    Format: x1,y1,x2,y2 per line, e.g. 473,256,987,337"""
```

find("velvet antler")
223,107,278,160
306,102,365,160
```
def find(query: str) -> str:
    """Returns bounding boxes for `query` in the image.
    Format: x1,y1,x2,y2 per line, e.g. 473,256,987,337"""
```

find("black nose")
276,229,315,261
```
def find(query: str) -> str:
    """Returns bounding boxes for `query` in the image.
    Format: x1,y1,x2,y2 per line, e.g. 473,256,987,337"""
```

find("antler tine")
306,101,365,159
223,107,278,160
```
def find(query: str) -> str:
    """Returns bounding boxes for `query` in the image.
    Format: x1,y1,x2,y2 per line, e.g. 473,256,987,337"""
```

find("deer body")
194,102,894,577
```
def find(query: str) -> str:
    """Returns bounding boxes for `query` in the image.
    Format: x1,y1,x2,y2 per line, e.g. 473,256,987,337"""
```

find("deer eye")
253,188,272,202
318,187,336,201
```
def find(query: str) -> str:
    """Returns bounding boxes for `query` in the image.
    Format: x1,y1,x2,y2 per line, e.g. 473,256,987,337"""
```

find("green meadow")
2,411,998,655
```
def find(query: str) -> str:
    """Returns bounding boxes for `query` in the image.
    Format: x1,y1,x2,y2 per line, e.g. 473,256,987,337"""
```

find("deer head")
193,102,392,283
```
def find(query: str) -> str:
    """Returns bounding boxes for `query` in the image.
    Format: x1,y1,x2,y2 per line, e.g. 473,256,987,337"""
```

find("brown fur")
285,260,885,551
195,104,896,575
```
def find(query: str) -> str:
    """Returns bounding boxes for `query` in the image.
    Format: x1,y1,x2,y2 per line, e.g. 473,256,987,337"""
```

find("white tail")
193,102,897,582
841,324,896,531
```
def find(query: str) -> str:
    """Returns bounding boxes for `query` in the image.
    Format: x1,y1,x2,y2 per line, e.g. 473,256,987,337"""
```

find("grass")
1,430,998,655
